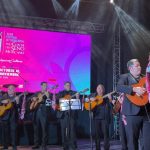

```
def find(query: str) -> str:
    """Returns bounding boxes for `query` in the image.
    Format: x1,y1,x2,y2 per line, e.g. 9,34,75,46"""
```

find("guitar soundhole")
139,95,143,99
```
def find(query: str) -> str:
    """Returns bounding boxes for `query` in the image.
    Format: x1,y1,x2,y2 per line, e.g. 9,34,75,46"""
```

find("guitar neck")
71,93,77,98
103,94,109,99
102,91,115,99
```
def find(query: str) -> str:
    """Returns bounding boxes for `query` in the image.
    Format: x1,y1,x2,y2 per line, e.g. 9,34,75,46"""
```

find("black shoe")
63,146,69,150
41,146,47,150
32,145,40,149
13,146,17,150
2,147,8,150
68,147,76,150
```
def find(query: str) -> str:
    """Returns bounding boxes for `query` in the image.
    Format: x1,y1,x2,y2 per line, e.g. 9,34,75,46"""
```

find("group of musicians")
0,57,150,150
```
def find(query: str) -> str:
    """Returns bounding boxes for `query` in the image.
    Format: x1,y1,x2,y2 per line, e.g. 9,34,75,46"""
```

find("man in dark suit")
117,59,150,150
56,81,79,150
31,82,53,150
90,84,111,150
0,84,19,150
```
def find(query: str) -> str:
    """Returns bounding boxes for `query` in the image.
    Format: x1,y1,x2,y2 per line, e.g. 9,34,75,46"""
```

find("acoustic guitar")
30,84,58,111
60,88,89,100
0,92,28,117
112,93,124,114
126,77,148,106
58,88,89,110
61,93,78,100
84,91,115,110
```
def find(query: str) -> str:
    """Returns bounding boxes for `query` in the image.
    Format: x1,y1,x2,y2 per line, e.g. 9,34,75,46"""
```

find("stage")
2,140,122,150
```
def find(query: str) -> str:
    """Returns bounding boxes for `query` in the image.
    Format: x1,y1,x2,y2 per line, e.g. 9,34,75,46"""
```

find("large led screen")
0,27,91,93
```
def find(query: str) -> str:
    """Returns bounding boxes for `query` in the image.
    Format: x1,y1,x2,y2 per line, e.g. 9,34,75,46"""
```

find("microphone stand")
81,89,93,150
88,95,93,150
19,80,27,120
65,95,74,149
82,93,85,111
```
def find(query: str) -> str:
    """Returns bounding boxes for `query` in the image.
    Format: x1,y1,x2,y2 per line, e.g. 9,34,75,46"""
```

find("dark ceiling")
0,0,149,31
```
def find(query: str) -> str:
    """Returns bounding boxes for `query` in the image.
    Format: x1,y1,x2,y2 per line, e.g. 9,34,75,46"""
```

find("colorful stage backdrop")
0,27,91,93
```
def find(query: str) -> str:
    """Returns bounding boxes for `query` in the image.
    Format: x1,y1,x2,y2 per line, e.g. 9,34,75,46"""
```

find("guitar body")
112,101,121,114
126,77,148,106
84,95,103,110
30,101,39,110
63,94,72,100
0,101,14,117
59,94,74,102
112,93,124,114
30,93,44,110
0,92,28,117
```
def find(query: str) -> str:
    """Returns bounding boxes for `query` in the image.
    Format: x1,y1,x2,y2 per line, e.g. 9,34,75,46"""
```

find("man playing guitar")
90,84,111,150
30,82,53,150
0,84,19,150
56,81,79,150
117,59,150,150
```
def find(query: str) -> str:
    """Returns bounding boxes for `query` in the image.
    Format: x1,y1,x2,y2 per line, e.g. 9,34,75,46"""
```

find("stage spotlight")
110,0,114,4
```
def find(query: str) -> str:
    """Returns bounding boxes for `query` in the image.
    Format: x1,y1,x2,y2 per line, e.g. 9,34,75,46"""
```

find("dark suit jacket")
117,73,150,116
91,93,111,123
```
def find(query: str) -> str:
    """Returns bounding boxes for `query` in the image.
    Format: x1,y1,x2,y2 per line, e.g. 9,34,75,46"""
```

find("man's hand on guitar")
1,99,9,104
107,94,112,101
111,100,116,105
15,96,19,104
75,93,80,99
133,87,146,96
90,97,95,101
31,97,37,101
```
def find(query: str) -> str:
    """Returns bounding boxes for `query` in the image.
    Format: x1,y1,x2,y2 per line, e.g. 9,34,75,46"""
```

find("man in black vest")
117,59,150,150
0,84,19,150
57,81,79,150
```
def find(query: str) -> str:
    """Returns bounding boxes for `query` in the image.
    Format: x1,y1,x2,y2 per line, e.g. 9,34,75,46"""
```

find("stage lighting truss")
0,14,105,34
112,24,121,139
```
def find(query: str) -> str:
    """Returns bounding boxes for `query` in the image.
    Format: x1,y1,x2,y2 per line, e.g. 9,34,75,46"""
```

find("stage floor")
3,140,122,150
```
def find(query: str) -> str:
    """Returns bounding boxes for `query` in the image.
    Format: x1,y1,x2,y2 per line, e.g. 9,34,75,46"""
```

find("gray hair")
127,59,139,70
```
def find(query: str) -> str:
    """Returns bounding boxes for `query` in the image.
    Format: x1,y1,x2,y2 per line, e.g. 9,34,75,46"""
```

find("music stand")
59,88,89,149
59,99,81,111
59,98,81,149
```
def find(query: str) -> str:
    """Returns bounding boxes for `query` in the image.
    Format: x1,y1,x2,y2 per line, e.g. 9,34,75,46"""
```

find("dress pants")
60,113,76,150
94,119,110,150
